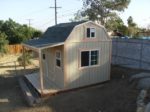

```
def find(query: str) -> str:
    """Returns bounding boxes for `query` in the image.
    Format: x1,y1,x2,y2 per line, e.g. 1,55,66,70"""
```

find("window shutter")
87,28,90,38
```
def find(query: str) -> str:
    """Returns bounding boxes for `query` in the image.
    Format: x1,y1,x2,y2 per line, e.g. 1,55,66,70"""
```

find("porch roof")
23,38,64,49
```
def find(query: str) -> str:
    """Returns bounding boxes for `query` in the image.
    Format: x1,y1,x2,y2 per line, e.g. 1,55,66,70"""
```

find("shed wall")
42,45,64,88
64,22,111,89
66,22,110,43
65,41,111,89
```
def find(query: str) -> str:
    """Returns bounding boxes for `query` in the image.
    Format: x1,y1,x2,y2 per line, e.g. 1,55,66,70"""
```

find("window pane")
91,51,98,65
87,28,90,38
91,28,95,37
91,50,97,55
91,32,95,37
56,59,61,67
91,28,95,32
91,60,98,65
81,51,89,67
56,52,60,58
43,54,45,60
91,55,96,60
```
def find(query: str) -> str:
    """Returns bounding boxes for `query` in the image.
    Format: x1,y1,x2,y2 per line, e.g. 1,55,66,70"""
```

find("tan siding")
66,22,111,43
65,41,111,89
42,46,64,88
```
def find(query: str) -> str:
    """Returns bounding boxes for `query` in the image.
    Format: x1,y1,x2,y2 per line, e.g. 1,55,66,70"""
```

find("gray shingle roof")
24,21,86,48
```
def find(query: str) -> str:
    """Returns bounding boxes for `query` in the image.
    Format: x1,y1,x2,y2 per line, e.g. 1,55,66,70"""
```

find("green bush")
0,32,8,56
18,52,32,66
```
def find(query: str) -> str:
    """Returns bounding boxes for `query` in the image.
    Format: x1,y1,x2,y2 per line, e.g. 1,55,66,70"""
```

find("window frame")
80,49,100,69
55,50,61,68
86,27,96,38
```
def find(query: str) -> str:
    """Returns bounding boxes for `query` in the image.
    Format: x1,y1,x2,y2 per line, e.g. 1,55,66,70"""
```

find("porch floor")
25,72,62,95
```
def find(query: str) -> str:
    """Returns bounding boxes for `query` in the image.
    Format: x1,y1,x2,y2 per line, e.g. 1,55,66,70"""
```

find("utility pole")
50,0,61,25
26,19,33,39
26,19,33,28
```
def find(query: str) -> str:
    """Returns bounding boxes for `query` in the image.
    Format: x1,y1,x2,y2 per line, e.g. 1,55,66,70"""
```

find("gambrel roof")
23,21,86,48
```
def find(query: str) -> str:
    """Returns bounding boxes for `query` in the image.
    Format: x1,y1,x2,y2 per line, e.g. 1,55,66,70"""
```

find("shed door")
42,50,49,77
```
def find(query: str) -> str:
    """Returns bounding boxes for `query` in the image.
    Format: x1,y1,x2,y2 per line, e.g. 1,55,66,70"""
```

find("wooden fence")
8,44,23,54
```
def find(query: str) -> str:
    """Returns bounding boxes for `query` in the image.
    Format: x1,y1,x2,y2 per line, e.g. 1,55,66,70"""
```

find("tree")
0,32,8,55
32,30,43,39
127,16,138,37
70,10,88,22
81,0,131,25
0,18,43,44
127,16,136,27
105,13,124,31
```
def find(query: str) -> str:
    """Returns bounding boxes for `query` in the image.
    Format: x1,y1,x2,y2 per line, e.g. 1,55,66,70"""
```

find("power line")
36,11,76,29
50,0,61,25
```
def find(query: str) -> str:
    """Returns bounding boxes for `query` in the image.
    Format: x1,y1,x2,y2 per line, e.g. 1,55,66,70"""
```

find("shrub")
18,52,32,66
0,32,8,56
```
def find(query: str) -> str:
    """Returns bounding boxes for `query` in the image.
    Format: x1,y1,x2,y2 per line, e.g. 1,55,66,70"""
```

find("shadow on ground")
0,66,150,112
0,68,38,112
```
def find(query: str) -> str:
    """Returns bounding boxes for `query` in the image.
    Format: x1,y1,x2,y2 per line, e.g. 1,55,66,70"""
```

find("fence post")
139,40,144,69
14,61,17,75
23,47,26,75
115,38,118,65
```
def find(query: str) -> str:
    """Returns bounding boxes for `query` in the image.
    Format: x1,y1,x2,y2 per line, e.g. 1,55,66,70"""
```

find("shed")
22,21,112,96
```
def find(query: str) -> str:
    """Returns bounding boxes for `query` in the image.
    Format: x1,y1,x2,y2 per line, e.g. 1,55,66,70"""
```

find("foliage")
127,16,136,27
105,13,124,31
70,10,89,22
126,16,139,38
71,0,136,38
0,31,8,55
81,0,131,25
0,18,43,44
17,52,32,66
32,30,43,39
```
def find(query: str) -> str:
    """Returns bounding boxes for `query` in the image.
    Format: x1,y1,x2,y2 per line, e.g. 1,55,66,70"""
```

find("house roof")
23,21,86,49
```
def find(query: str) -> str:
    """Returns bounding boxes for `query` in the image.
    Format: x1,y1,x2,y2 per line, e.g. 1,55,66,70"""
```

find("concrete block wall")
112,39,150,70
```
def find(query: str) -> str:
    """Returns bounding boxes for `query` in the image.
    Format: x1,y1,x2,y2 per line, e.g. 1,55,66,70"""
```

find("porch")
25,72,62,96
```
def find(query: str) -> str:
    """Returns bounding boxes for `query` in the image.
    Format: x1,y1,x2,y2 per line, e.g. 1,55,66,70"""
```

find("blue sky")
120,0,150,27
0,0,150,31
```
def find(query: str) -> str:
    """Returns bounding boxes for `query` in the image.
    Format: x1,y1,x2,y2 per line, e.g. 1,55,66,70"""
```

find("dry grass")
0,54,39,75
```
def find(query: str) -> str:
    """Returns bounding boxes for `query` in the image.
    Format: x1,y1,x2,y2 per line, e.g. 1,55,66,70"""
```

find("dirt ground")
1,64,150,112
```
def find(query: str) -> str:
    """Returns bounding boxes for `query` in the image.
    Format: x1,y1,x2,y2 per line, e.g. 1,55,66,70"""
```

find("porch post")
22,46,26,75
39,49,44,94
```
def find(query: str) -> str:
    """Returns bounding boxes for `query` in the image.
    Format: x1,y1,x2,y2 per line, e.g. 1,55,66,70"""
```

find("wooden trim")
86,27,96,38
39,50,44,94
22,43,39,52
85,21,111,40
55,50,62,69
63,44,67,88
109,40,112,80
78,48,100,70
40,42,64,50
23,47,26,75
40,80,110,97
22,43,64,52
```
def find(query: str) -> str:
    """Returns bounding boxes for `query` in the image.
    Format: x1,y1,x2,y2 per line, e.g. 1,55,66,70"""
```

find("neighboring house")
22,21,112,96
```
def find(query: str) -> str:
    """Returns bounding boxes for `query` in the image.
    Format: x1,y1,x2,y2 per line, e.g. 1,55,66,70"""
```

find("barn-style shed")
22,21,112,96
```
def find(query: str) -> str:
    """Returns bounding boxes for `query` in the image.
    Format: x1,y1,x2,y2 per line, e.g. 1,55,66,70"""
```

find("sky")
0,0,150,31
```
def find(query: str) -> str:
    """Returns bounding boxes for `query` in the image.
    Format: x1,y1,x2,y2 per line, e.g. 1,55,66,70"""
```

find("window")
81,50,99,67
42,54,45,60
87,28,96,38
56,51,61,67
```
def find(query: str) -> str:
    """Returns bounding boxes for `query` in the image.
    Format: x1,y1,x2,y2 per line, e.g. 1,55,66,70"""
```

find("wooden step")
18,77,41,106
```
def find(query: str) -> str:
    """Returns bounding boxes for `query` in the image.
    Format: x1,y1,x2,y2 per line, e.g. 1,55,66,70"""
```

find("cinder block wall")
112,39,150,70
